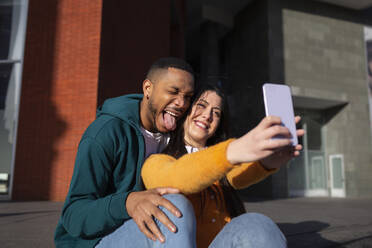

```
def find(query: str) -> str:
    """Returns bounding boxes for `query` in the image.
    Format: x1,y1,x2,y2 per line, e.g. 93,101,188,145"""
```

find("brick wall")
12,0,186,201
12,0,102,201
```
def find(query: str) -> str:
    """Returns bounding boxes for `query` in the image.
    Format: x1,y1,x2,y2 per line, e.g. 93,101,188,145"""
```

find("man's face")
143,67,194,133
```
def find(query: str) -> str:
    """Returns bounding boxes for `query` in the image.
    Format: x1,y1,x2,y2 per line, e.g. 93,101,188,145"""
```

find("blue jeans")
96,194,286,248
96,194,197,248
209,213,287,248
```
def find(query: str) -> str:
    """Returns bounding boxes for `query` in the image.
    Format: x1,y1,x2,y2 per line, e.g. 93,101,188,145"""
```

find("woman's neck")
184,137,205,149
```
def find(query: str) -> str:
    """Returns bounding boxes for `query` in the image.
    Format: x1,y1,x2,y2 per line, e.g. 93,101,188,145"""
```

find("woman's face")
183,90,222,148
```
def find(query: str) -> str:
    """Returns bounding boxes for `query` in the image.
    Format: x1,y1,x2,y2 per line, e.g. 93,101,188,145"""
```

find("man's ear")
143,79,153,100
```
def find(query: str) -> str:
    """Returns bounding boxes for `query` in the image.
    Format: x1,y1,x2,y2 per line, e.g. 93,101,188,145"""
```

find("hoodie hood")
97,94,143,128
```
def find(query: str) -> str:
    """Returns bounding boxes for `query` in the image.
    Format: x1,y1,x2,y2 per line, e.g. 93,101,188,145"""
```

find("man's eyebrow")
169,86,193,95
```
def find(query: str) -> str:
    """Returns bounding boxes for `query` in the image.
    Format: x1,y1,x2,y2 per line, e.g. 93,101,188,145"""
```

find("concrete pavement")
0,197,371,247
0,201,61,247
244,197,372,247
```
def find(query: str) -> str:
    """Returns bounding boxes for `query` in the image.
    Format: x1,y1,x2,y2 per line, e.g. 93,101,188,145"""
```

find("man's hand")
260,116,304,169
126,188,181,243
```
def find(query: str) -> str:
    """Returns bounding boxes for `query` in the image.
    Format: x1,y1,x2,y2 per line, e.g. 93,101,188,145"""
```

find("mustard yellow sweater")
141,139,277,247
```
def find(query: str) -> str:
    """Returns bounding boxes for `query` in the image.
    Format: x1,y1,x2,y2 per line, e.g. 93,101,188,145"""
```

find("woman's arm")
142,139,236,194
226,162,278,190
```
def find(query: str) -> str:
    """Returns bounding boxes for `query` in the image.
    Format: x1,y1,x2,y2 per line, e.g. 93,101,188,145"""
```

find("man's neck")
139,100,154,132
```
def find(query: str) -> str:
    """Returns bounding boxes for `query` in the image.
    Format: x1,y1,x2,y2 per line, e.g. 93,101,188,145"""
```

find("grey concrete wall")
282,8,372,197
222,0,372,198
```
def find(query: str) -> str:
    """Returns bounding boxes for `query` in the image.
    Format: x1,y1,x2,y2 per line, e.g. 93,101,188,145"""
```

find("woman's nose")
201,109,213,122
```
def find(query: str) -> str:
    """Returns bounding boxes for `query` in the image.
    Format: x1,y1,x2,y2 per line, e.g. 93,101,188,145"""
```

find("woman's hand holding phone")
226,116,304,165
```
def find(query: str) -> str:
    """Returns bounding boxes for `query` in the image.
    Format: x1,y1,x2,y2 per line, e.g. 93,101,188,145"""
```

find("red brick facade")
12,0,185,201
12,0,103,201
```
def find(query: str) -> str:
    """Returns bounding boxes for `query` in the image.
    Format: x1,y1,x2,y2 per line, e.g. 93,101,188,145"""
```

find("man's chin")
158,126,176,133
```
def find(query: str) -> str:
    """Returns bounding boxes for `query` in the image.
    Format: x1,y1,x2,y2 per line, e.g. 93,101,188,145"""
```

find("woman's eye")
214,111,221,117
196,103,206,108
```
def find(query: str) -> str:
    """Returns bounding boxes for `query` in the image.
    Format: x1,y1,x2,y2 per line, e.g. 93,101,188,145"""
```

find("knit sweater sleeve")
141,139,236,194
226,161,278,190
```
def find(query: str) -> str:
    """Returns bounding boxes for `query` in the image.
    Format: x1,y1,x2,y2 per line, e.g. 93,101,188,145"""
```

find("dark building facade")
186,0,372,198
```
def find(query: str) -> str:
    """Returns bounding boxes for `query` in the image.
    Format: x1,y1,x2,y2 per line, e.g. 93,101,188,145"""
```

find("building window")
0,0,28,197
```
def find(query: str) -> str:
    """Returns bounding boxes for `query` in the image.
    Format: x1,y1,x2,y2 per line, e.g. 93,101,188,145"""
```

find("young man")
55,57,196,247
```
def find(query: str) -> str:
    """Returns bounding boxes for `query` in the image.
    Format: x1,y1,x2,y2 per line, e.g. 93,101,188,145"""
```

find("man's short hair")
146,57,194,81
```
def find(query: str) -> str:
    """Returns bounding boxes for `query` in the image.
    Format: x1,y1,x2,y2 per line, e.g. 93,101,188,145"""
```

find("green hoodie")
55,94,146,247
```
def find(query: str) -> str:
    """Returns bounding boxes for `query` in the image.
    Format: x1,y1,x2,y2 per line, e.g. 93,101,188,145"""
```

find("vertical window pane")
0,64,12,109
308,152,326,190
332,157,343,189
0,2,12,59
0,64,13,194
0,0,28,196
288,153,306,191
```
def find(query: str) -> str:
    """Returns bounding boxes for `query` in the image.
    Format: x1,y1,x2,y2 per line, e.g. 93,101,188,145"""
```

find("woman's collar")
185,145,207,154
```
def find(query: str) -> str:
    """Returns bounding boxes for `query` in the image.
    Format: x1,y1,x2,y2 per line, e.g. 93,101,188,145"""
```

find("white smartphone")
262,83,298,146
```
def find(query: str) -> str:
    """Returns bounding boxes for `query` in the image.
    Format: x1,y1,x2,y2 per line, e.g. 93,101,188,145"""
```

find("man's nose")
174,95,186,108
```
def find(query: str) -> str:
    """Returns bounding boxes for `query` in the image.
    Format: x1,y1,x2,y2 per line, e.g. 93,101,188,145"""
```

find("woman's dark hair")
163,84,246,218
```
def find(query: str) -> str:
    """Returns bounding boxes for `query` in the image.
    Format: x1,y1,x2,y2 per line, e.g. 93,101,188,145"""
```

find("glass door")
307,152,327,196
329,154,346,197
288,115,328,197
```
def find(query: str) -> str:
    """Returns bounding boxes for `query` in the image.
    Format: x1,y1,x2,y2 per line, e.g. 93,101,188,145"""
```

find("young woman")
141,84,301,247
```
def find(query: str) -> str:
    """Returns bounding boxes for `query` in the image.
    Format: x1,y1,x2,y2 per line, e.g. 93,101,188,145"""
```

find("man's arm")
61,136,181,243
61,138,128,238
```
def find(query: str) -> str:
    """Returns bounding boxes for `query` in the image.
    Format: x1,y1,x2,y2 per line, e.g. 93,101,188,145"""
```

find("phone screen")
262,83,298,146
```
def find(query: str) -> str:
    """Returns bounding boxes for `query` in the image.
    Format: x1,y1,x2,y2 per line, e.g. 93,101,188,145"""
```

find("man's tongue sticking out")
163,112,177,131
